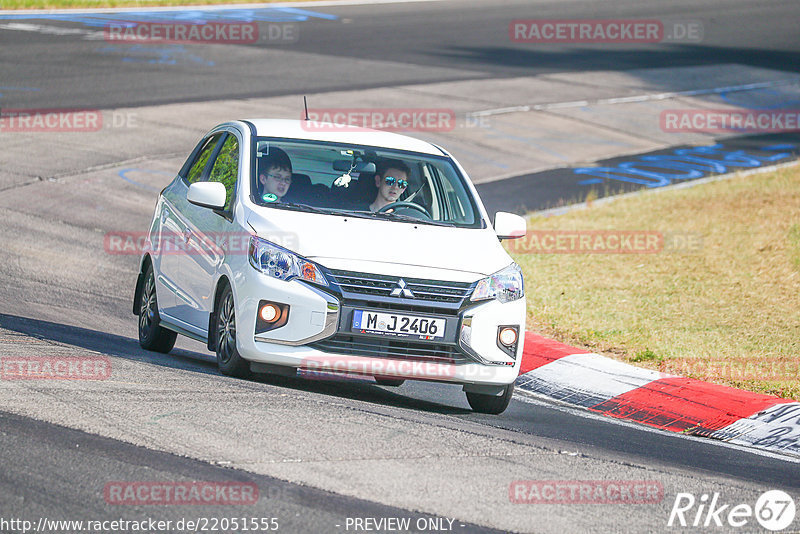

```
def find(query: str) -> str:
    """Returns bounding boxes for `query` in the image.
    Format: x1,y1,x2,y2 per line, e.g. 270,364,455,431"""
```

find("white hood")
247,208,511,279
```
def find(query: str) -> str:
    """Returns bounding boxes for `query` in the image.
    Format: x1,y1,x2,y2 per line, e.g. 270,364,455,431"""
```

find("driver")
369,159,410,212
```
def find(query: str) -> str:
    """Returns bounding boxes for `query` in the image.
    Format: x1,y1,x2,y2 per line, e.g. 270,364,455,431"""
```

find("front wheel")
138,264,177,353
466,383,514,414
215,284,250,378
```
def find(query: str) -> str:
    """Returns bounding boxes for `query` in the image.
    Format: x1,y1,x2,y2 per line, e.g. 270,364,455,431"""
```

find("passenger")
258,148,292,203
369,159,410,212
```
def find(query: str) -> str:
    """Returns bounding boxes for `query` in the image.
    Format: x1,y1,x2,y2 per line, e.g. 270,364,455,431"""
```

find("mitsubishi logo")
390,278,415,298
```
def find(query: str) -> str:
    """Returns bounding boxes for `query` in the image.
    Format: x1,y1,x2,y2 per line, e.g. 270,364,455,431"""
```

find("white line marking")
469,79,800,118
0,22,104,39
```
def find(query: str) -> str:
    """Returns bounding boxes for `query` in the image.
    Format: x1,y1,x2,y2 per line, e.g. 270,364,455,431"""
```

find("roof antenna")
303,96,309,121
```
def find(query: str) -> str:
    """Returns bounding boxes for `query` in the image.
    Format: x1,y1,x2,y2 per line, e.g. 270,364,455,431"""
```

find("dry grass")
511,164,800,400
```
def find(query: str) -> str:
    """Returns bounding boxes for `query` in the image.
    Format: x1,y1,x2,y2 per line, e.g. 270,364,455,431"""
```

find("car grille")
310,334,468,365
327,269,473,305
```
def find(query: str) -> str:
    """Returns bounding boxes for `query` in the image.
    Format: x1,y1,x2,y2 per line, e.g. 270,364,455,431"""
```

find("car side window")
186,133,223,184
208,135,239,212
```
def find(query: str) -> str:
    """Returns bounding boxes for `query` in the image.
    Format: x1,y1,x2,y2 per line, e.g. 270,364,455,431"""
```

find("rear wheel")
138,264,177,353
215,284,250,378
466,383,514,415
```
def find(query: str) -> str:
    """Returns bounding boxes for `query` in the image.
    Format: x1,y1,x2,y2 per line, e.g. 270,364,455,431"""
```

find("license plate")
351,310,446,340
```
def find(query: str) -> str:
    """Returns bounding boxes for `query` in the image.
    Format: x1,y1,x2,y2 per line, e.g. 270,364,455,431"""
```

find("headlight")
471,263,524,303
248,237,328,286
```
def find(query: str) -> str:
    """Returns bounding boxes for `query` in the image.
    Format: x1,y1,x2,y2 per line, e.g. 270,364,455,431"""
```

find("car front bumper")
234,270,525,386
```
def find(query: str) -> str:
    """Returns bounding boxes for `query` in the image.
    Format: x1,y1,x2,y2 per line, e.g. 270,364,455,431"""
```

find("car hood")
246,208,510,279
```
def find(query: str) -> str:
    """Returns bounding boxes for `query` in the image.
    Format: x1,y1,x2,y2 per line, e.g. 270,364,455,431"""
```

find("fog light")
496,325,520,359
499,327,517,346
259,303,280,323
255,300,289,334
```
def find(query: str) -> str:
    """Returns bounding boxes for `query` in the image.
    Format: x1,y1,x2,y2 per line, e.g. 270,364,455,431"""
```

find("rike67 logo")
668,490,796,531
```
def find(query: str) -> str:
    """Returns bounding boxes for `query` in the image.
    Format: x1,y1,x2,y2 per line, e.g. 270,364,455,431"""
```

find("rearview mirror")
494,212,526,240
332,160,376,173
187,182,227,210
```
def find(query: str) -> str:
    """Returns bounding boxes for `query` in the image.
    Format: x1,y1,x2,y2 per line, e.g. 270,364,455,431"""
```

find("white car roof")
244,119,445,156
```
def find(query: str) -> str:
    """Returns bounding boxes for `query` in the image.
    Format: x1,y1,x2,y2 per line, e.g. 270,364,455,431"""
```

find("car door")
158,132,224,328
179,131,242,331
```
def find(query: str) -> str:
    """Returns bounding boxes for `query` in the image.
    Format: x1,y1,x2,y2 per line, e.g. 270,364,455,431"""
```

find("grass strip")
512,164,800,400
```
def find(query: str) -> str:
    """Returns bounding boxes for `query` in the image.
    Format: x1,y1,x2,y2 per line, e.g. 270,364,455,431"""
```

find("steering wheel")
377,201,431,218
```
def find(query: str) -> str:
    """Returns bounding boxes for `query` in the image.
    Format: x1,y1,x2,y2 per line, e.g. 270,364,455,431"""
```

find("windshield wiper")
363,210,457,227
271,202,329,215
267,203,458,227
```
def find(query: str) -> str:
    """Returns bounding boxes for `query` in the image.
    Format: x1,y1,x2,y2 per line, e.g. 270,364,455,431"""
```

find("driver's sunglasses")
384,176,408,188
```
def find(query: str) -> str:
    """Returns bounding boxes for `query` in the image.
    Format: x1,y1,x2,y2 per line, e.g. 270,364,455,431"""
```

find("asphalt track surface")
0,0,798,109
0,411,504,533
475,132,800,215
2,1,800,533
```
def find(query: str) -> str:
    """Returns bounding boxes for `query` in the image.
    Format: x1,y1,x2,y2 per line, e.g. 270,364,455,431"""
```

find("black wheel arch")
207,275,232,351
132,254,153,316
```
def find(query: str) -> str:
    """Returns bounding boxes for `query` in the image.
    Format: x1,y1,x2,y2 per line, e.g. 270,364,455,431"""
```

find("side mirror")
187,182,227,210
494,212,526,240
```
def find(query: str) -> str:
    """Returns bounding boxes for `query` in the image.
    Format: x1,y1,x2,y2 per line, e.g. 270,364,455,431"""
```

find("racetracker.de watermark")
661,109,800,133
509,480,664,504
0,109,136,132
104,481,259,505
510,19,703,43
660,358,800,382
1,356,111,380
300,108,457,132
301,354,457,380
299,352,514,382
104,231,299,256
103,22,297,44
507,230,702,254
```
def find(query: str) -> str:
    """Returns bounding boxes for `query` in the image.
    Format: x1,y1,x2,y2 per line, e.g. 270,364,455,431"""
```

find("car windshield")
251,138,482,228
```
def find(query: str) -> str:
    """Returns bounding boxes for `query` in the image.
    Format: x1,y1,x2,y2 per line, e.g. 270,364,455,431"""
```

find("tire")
375,377,405,387
138,264,177,353
466,383,514,415
214,284,250,378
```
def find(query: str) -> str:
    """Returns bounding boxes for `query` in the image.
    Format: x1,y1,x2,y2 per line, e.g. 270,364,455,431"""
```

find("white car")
134,119,527,414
